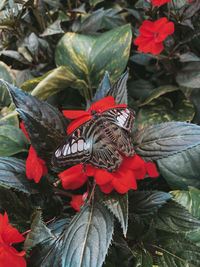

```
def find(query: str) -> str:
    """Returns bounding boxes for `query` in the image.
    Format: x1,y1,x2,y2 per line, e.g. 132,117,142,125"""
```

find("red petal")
58,164,87,190
62,110,89,119
70,195,85,211
20,122,30,141
89,96,115,112
150,0,171,6
99,183,114,194
155,22,174,42
85,165,96,177
94,169,113,185
139,20,155,36
67,115,92,134
26,146,46,183
145,162,159,177
112,169,137,193
0,246,26,267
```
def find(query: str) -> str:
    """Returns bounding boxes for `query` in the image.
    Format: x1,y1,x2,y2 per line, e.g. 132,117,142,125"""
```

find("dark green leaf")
92,71,111,103
133,122,200,161
29,202,114,267
177,52,200,62
107,71,128,105
153,200,200,233
154,234,200,267
157,145,200,189
176,62,200,88
40,20,64,37
98,190,128,236
129,191,172,217
24,208,55,251
129,53,154,66
0,124,28,156
1,81,69,164
55,24,132,95
0,157,38,194
79,9,104,33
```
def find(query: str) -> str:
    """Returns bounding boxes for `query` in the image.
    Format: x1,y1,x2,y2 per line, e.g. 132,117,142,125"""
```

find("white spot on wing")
72,143,77,153
55,149,61,157
63,144,69,156
78,139,84,151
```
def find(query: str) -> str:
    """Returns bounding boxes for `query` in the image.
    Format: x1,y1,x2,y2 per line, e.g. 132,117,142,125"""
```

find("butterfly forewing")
52,107,135,172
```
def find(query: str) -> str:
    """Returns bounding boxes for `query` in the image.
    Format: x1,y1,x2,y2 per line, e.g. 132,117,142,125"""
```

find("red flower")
20,122,48,183
59,155,159,195
150,0,171,6
134,17,174,55
70,192,88,211
63,96,127,134
0,212,26,267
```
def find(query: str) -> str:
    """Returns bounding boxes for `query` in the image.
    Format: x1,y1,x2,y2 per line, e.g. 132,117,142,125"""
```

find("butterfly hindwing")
101,107,135,157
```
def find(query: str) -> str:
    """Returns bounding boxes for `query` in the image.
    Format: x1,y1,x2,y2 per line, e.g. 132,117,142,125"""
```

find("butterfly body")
52,107,135,172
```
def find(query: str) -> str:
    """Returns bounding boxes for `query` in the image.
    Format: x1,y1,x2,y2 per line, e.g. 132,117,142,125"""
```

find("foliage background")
0,0,200,266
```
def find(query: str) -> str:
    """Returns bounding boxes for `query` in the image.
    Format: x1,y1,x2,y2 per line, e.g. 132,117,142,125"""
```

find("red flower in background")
150,0,171,6
134,17,174,55
59,155,159,195
0,212,26,267
20,122,48,183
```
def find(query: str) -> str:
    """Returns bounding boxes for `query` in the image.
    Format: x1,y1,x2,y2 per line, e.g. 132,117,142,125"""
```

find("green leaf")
55,24,132,97
129,191,172,217
176,62,200,88
30,66,87,100
106,71,128,105
134,250,153,267
0,124,28,156
0,157,38,194
0,61,14,107
24,208,55,251
171,187,200,219
171,187,200,246
89,0,104,7
133,122,200,161
98,190,128,236
1,81,69,164
154,234,200,267
92,71,111,103
153,200,200,233
29,202,114,267
157,145,200,189
136,93,194,129
138,85,178,107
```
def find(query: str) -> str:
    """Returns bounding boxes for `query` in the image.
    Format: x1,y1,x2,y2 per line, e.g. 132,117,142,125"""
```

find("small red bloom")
0,212,26,267
150,0,171,6
26,146,48,183
63,96,127,134
70,192,88,211
20,122,48,183
134,17,174,55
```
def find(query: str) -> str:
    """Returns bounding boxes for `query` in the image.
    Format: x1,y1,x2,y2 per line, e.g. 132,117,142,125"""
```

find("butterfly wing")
101,107,135,157
52,117,122,172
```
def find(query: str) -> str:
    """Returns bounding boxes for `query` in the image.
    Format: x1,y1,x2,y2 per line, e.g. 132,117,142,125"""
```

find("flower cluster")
0,212,26,267
21,96,159,211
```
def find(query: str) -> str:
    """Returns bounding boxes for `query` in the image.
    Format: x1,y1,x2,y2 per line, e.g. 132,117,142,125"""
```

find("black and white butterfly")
52,107,135,172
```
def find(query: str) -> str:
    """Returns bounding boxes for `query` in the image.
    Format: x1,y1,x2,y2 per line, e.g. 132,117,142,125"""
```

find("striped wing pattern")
52,107,135,172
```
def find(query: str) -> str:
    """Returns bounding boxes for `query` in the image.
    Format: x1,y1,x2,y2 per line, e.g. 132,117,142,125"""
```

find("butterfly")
52,106,135,172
